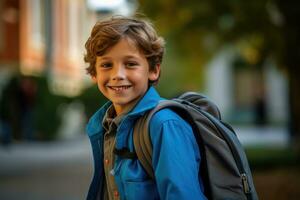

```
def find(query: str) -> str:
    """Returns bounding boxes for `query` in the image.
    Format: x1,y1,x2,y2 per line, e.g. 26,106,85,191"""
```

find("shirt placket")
103,123,120,200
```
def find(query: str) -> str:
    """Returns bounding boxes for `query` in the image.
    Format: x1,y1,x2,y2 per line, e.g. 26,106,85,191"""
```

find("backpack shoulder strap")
133,100,195,179
133,110,154,179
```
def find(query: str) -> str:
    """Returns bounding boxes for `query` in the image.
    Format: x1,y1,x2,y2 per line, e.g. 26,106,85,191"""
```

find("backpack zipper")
241,173,251,194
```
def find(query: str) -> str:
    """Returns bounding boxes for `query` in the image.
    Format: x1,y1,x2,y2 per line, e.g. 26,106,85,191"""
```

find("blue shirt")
86,87,207,200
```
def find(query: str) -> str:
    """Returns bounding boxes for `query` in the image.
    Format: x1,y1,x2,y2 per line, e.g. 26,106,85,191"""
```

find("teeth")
109,86,131,91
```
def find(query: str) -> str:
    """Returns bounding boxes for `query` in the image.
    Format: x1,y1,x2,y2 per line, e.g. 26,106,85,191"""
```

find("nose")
112,64,126,81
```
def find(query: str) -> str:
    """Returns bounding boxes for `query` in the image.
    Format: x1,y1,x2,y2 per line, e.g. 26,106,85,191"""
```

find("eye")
100,62,112,68
125,61,138,68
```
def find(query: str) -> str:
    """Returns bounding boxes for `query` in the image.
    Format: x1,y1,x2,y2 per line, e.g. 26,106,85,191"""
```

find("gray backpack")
133,92,258,200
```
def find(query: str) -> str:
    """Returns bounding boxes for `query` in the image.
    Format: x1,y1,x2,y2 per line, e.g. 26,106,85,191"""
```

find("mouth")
107,85,132,91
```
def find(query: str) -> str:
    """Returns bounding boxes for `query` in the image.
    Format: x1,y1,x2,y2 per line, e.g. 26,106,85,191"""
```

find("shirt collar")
102,94,142,131
128,86,163,117
86,86,163,137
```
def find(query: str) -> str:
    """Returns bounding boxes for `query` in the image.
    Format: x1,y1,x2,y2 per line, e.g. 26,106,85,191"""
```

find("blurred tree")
34,76,73,140
139,0,300,150
75,85,107,119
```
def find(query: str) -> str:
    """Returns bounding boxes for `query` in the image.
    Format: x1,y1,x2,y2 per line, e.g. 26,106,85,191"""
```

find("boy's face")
92,38,160,116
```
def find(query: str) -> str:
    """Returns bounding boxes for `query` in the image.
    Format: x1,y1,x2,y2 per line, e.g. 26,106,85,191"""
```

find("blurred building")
205,46,288,126
0,0,137,97
0,0,19,99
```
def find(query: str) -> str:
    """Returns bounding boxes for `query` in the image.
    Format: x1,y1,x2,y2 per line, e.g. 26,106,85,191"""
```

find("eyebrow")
98,55,141,60
123,55,140,60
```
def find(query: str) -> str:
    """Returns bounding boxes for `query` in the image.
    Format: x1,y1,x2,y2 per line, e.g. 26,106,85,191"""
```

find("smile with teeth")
108,85,131,91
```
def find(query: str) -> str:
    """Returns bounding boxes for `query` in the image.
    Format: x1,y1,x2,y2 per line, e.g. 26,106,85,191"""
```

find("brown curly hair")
84,16,165,84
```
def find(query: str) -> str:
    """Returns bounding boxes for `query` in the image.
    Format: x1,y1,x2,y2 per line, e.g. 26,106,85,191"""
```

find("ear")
91,75,97,84
149,64,161,81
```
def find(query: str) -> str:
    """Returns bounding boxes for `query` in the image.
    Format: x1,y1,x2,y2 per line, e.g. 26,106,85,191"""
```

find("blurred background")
0,0,299,199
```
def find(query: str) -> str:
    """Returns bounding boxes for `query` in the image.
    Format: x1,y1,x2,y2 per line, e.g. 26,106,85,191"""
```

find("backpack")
132,92,258,200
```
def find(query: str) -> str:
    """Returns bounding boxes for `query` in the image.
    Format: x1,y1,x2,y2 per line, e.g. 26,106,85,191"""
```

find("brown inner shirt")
101,101,138,200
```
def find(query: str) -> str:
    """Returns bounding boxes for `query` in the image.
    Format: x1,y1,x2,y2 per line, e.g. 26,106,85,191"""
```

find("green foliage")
246,147,300,170
33,78,106,140
34,76,72,140
137,0,292,85
75,84,107,119
148,1,276,48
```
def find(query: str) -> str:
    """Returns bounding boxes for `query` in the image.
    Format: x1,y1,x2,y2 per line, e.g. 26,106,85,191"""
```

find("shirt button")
104,159,109,165
114,190,119,197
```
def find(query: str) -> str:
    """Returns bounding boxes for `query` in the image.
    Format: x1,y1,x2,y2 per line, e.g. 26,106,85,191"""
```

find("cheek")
95,74,107,83
93,76,107,90
138,68,151,80
97,83,108,97
132,73,149,87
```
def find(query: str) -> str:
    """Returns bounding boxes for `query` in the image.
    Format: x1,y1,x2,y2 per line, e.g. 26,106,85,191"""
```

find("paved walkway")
0,136,92,200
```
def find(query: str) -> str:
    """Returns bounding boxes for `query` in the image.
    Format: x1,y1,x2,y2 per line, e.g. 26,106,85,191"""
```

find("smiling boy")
84,16,206,200
91,38,159,116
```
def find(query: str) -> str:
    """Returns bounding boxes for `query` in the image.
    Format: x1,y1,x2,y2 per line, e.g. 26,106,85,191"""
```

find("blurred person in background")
0,74,37,144
18,76,37,140
0,75,21,145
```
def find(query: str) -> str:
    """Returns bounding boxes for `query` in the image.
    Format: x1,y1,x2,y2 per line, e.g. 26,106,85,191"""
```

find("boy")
84,16,207,200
